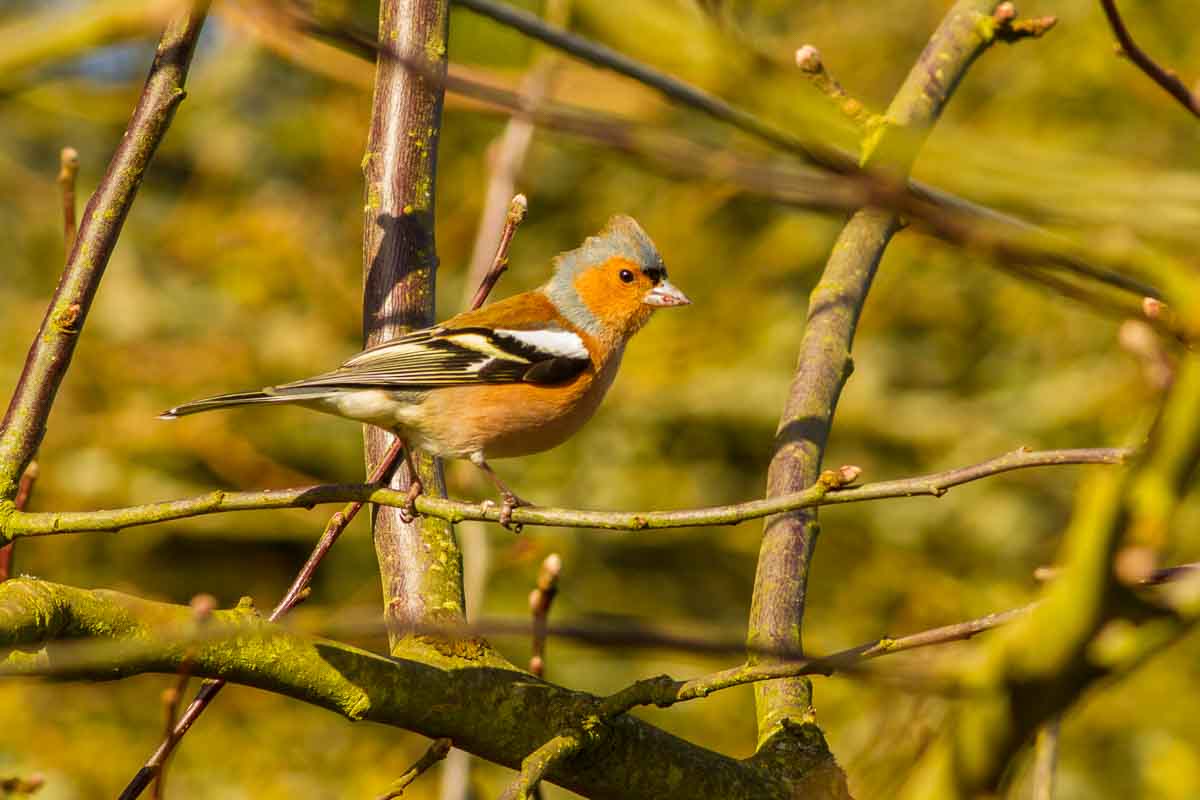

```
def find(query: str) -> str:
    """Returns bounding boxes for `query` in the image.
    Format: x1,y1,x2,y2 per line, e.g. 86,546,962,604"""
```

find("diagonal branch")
1099,0,1200,119
748,0,1052,754
2,446,1131,540
0,2,208,500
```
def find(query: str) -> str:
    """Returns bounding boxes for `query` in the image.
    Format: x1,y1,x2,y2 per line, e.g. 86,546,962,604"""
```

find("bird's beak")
643,279,691,307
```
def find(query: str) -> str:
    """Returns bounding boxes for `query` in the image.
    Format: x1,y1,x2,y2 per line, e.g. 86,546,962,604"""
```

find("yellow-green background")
2,0,1199,797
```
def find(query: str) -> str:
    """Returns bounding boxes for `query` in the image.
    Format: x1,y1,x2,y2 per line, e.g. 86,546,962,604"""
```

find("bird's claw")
496,492,527,533
398,478,424,524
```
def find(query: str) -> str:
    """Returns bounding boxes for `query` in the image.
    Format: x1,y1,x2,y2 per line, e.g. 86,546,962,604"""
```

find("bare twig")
599,605,1034,718
0,3,208,501
794,45,878,129
377,738,452,799
529,553,561,678
57,147,79,251
152,593,215,800
1099,0,1200,119
3,446,1132,540
1031,717,1060,800
0,463,37,582
467,194,528,311
118,439,406,800
451,0,841,170
276,1,1167,308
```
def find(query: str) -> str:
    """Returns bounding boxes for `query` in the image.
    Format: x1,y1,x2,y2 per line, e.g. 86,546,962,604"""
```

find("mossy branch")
0,447,1130,541
0,578,789,800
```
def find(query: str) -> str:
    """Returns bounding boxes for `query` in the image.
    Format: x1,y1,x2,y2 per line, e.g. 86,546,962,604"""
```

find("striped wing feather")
271,326,590,392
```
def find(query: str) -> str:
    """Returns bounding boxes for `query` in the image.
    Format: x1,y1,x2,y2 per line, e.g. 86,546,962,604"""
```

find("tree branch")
377,738,451,800
2,446,1131,540
1099,0,1200,119
748,0,1052,756
0,579,789,800
0,2,208,500
362,0,464,646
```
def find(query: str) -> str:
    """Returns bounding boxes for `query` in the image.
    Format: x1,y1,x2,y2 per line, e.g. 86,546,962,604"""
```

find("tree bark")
361,0,465,645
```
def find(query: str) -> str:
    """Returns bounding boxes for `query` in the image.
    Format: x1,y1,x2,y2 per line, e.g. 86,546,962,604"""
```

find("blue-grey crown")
542,216,666,336
550,215,666,288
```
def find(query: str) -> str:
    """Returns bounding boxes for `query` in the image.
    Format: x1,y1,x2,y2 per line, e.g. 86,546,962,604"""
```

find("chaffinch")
161,215,689,519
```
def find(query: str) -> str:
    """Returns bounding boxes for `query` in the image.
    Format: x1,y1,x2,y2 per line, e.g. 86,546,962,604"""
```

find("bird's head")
545,215,690,340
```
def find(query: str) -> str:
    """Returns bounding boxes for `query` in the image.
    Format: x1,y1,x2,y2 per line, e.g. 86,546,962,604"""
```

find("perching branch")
1099,0,1200,119
1,446,1131,540
0,2,208,501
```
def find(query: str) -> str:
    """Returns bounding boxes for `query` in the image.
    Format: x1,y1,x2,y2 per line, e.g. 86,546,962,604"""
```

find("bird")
160,215,690,524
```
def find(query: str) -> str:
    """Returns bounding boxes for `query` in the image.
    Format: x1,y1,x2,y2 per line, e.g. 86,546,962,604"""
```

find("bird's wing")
270,324,592,392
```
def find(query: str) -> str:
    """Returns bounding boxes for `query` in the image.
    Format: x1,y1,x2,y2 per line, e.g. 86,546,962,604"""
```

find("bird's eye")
618,269,635,283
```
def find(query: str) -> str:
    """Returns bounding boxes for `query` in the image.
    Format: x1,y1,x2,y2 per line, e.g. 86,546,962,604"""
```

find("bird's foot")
398,478,424,524
482,492,528,533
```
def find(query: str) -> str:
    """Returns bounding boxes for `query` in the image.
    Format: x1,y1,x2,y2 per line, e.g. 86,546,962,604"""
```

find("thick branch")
362,0,464,643
0,579,787,800
0,3,208,499
1,447,1131,540
748,0,1036,748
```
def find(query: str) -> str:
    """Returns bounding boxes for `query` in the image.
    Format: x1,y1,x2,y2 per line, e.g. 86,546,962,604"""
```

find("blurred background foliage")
2,0,1199,797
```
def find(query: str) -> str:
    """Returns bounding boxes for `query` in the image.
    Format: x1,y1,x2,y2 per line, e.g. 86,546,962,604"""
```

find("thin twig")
274,1,1166,307
451,0,841,170
3,446,1133,540
152,593,215,800
118,439,406,800
376,738,452,800
0,463,37,582
528,554,561,678
598,605,1034,718
794,45,879,129
57,147,79,250
1099,0,1200,119
500,732,585,800
467,194,528,311
0,3,208,501
1031,716,1060,800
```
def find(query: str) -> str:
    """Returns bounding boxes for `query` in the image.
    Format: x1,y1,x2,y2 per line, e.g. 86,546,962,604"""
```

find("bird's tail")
158,389,329,419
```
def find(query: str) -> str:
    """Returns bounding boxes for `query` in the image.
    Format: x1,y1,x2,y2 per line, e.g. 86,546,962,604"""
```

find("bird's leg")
470,453,527,531
398,440,423,524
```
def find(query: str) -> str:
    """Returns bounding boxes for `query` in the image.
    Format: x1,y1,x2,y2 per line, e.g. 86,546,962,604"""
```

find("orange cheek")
574,259,647,332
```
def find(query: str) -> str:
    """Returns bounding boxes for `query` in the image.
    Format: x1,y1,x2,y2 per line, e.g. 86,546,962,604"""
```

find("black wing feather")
270,326,590,392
